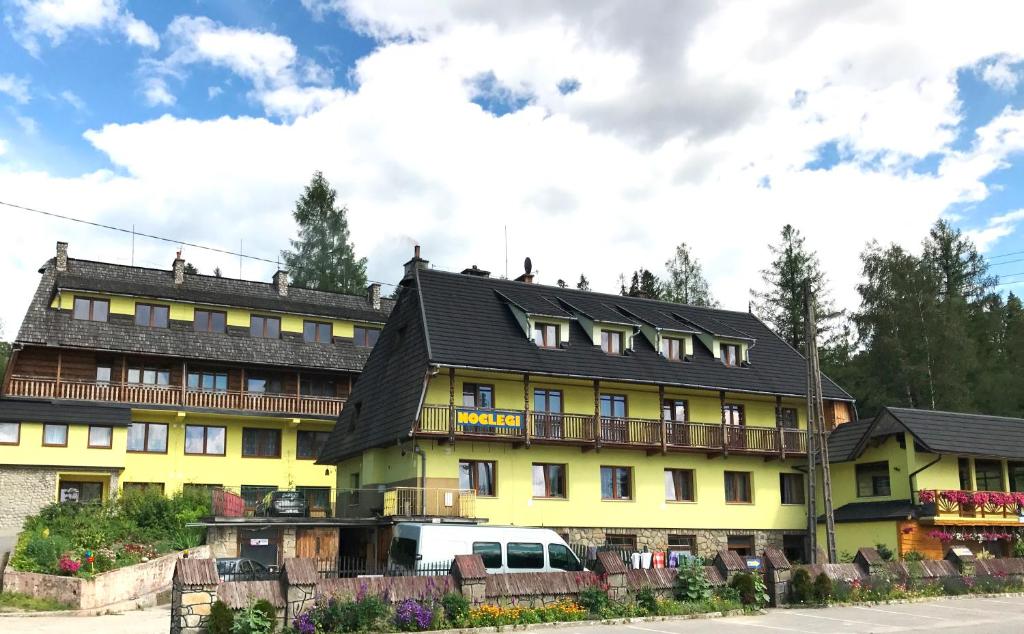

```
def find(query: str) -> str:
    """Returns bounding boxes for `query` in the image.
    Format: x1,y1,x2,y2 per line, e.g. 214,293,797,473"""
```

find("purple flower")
292,612,316,634
395,599,433,631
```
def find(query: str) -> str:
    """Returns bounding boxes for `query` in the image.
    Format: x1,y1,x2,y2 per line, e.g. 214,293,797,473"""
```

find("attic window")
600,330,623,355
720,343,741,367
534,323,560,348
661,337,683,361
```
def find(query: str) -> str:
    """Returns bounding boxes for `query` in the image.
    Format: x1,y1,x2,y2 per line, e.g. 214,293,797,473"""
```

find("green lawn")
0,591,72,612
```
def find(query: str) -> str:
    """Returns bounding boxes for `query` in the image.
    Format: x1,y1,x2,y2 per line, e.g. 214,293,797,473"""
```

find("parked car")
256,490,309,517
215,557,277,581
388,522,584,574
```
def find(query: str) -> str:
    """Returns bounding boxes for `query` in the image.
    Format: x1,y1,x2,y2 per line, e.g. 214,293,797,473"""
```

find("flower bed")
9,488,208,577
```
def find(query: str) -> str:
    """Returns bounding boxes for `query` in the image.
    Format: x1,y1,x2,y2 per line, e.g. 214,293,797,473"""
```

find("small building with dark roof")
820,406,1024,560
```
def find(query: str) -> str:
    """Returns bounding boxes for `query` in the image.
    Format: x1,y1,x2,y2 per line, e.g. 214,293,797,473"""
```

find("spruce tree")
576,274,590,291
663,243,717,307
751,224,838,352
281,171,368,294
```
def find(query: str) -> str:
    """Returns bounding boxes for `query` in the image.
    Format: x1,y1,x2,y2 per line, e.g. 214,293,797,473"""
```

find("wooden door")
296,527,339,562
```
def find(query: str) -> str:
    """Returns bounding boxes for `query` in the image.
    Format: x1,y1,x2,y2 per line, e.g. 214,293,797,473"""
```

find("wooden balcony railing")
7,376,345,417
416,405,808,457
918,489,1024,520
382,487,476,518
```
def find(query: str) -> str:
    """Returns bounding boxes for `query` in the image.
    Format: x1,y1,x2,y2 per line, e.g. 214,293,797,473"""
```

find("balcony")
382,487,476,518
918,489,1024,522
6,376,345,417
416,405,807,457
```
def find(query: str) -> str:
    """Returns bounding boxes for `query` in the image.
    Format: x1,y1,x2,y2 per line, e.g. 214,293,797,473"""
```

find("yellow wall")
51,291,381,338
0,410,336,500
817,521,898,559
338,445,419,491
424,369,808,428
421,441,807,530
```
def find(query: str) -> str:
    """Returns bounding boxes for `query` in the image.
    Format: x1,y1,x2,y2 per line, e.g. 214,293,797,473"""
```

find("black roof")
319,267,852,463
826,418,874,462
832,407,1024,462
0,398,133,427
15,258,394,372
823,500,917,523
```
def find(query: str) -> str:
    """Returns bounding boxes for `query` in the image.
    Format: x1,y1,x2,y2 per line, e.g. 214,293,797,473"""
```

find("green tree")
183,262,199,275
576,274,590,291
663,242,717,307
556,279,568,288
751,224,838,352
626,268,661,299
281,171,368,294
213,266,223,278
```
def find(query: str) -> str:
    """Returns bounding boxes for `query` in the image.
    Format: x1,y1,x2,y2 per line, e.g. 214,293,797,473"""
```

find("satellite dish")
524,257,533,275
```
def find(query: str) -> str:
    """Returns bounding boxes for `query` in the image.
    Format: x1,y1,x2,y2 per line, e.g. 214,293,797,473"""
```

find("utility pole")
803,278,837,563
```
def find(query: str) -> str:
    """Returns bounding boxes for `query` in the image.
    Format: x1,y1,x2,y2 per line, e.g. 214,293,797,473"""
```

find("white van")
388,523,585,574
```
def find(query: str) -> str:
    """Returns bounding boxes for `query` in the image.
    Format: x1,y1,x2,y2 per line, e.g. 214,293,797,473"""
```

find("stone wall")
561,526,794,558
206,526,238,558
0,466,57,530
3,545,210,610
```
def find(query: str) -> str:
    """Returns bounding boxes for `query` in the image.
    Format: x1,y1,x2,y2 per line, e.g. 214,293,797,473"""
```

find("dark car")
215,557,277,581
257,490,309,517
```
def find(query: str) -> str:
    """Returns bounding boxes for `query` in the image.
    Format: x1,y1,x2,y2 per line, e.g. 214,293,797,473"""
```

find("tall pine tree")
663,242,717,307
282,171,368,294
576,274,590,291
750,224,838,352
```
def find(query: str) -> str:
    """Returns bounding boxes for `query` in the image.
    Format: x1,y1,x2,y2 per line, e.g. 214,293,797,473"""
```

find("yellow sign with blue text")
456,408,524,430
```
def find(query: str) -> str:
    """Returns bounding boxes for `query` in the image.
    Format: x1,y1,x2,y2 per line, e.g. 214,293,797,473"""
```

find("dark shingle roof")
0,398,133,426
831,407,1024,462
319,268,852,463
825,500,917,523
318,284,430,463
416,269,850,399
16,258,394,372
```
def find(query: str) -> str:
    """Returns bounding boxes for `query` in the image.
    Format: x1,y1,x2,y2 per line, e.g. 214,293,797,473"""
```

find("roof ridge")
886,406,1024,423
418,267,755,316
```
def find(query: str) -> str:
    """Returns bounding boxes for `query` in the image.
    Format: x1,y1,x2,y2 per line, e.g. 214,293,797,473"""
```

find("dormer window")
600,330,623,355
534,323,560,348
661,337,683,361
721,343,741,367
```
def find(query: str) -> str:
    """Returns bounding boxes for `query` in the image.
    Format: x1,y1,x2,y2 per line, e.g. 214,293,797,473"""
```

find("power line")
0,198,399,288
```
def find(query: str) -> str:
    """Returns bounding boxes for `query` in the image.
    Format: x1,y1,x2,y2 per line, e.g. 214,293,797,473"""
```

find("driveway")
0,606,169,633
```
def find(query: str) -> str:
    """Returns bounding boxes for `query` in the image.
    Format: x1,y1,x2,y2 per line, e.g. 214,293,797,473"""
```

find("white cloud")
15,115,37,135
9,1,1024,332
0,74,31,104
142,77,175,107
143,16,344,116
966,209,1024,251
8,0,159,55
208,86,223,99
0,138,7,155
59,89,85,111
981,56,1020,92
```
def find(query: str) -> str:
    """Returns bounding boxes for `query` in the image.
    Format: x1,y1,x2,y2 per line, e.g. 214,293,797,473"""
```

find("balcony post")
659,385,667,455
448,367,456,443
55,351,62,397
719,390,727,456
776,395,785,459
593,379,601,451
523,373,531,447
181,360,187,406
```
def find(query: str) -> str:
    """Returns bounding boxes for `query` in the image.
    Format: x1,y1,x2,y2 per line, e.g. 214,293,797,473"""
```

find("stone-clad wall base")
561,527,796,558
0,466,57,530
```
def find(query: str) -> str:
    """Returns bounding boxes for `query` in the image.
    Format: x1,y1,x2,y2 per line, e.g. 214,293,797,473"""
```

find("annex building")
318,249,856,564
0,242,391,531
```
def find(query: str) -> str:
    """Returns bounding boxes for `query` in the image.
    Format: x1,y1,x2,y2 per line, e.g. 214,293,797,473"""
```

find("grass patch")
0,591,73,612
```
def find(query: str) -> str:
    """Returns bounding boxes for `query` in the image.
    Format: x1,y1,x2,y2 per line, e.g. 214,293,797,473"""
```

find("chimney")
401,245,429,285
461,265,491,278
273,270,289,296
55,241,68,272
172,251,185,285
367,282,381,310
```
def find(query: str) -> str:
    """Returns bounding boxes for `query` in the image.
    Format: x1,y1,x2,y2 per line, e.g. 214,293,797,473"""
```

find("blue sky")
4,1,1024,335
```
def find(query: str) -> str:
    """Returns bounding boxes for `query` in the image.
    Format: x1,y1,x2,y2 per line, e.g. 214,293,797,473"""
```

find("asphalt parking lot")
553,596,1024,634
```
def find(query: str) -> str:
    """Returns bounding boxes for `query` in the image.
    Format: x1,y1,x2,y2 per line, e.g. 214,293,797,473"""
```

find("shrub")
635,587,658,615
232,601,275,634
730,572,757,606
673,559,712,602
875,543,894,562
10,529,74,574
577,585,610,615
440,592,469,627
790,568,813,604
812,572,833,604
1014,537,1024,558
902,550,925,562
209,601,234,634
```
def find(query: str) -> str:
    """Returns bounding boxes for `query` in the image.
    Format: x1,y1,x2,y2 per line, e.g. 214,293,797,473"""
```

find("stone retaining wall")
561,526,797,558
2,545,210,610
0,466,57,531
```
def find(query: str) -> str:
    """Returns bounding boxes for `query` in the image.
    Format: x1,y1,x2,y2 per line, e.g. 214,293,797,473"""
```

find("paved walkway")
1,596,1022,633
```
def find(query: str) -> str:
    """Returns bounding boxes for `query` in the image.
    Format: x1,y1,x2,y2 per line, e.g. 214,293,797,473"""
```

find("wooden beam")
593,379,601,452
523,373,531,447
448,367,456,444
659,384,667,455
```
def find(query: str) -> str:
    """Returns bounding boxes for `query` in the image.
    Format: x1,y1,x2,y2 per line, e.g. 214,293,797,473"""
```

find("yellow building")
819,407,1024,559
319,251,856,564
0,242,391,530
